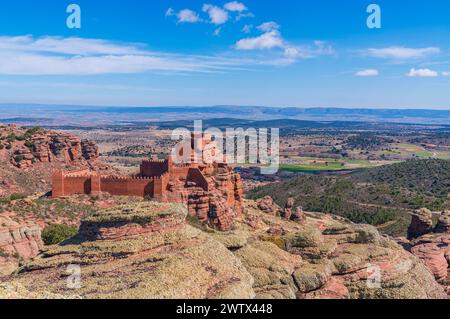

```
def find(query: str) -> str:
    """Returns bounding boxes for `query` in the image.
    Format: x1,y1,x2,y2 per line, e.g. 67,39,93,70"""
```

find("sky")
0,0,450,109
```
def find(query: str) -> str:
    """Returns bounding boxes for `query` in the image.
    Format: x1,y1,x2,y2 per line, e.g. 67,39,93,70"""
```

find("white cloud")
165,8,175,17
442,71,450,76
224,1,247,12
235,22,333,64
257,21,280,32
0,35,253,75
241,24,252,33
213,28,222,37
0,35,143,55
177,9,201,23
355,69,379,77
203,4,229,25
406,68,439,77
367,47,440,59
283,42,334,60
235,30,284,50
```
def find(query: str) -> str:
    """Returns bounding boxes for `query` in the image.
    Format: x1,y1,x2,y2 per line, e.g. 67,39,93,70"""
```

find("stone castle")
52,134,243,230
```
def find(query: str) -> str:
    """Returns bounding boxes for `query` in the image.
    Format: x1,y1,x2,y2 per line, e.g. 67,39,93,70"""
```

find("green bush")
41,224,78,245
14,155,25,163
9,193,26,201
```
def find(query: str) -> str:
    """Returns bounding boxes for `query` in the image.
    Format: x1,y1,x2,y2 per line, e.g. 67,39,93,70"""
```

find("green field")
280,162,347,172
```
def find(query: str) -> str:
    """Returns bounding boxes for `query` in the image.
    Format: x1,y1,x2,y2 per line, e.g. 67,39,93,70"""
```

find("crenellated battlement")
52,135,243,231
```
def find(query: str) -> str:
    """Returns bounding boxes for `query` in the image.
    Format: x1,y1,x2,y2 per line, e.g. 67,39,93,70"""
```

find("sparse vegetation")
248,159,450,236
41,224,78,245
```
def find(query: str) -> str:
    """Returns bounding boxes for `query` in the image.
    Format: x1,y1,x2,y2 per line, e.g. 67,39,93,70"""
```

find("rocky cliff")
404,210,450,294
0,215,43,276
0,125,107,196
0,200,446,299
0,202,254,299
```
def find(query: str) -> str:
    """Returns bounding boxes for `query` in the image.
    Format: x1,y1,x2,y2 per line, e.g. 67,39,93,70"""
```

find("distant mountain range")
0,104,449,126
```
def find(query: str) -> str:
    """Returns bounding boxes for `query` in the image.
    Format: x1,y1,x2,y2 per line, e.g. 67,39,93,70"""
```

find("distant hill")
247,159,450,237
0,104,449,126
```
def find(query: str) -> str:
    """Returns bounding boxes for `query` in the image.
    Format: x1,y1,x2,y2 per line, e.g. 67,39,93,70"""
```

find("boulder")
407,208,433,240
435,210,450,234
256,196,282,216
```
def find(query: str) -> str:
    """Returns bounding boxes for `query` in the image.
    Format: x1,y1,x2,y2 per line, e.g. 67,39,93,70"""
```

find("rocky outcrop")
407,208,433,240
0,125,110,197
211,200,447,299
411,242,448,281
78,202,187,240
435,211,450,234
1,199,447,299
0,216,43,276
256,196,282,216
1,202,254,299
0,126,100,169
403,210,450,293
282,197,295,220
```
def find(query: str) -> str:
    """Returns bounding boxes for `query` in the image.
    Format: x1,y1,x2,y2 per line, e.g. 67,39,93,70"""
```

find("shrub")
24,127,43,138
14,155,25,163
41,224,78,245
24,141,34,149
0,248,9,258
9,193,26,201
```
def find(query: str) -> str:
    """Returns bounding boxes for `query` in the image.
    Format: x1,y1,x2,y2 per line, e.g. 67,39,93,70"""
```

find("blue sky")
0,0,449,109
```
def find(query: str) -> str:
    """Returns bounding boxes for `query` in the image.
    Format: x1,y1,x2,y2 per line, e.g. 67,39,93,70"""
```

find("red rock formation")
283,197,295,220
407,208,433,240
79,203,187,241
256,196,282,216
0,216,43,275
411,242,448,281
291,207,306,224
435,211,450,234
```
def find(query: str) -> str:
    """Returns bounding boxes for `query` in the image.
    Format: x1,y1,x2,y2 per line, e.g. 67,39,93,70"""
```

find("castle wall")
140,160,168,177
100,177,154,197
62,176,91,196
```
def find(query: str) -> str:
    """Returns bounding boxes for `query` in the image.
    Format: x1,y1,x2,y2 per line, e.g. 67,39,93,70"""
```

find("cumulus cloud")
177,9,202,23
235,30,284,50
235,23,333,64
257,21,280,32
367,47,440,59
224,1,247,12
406,68,439,77
355,69,379,77
203,4,229,25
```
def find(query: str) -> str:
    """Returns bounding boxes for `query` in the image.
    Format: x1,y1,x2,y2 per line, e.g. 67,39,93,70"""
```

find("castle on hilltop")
52,133,243,230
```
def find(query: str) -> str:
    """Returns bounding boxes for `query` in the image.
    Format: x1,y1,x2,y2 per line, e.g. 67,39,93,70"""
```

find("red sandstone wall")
63,176,91,196
187,168,209,191
100,177,154,197
140,160,168,177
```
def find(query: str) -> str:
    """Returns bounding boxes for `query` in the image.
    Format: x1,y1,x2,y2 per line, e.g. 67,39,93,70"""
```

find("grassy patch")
42,224,78,245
